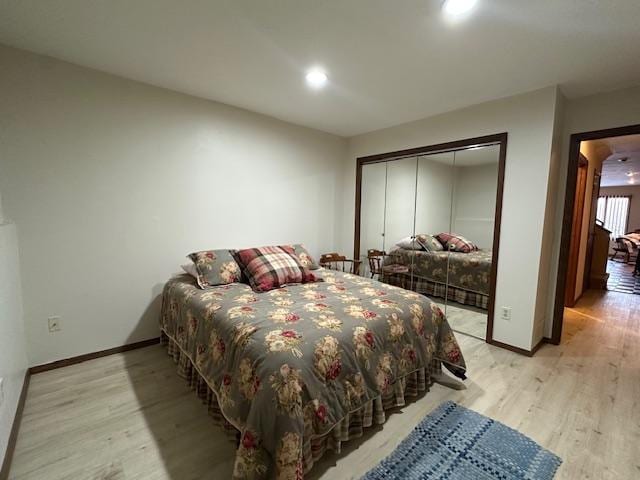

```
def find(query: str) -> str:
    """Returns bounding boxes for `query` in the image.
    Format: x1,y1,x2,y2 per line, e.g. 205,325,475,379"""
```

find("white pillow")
395,236,423,250
181,263,198,278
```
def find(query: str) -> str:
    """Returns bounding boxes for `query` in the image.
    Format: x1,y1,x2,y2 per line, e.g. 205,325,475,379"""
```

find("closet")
355,135,506,340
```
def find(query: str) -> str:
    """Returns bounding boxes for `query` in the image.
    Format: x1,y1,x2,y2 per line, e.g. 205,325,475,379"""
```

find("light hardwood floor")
434,300,488,340
9,289,640,480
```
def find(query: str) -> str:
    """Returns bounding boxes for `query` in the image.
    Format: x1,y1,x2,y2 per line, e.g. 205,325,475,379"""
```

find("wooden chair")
611,237,633,263
367,249,385,278
319,253,361,275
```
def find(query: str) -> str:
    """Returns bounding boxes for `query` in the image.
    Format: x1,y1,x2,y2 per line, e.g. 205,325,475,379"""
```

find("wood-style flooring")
8,289,640,479
434,300,487,340
607,259,640,295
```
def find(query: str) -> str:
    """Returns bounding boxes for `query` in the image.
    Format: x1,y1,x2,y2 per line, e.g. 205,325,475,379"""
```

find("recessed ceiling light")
443,0,478,15
305,68,328,89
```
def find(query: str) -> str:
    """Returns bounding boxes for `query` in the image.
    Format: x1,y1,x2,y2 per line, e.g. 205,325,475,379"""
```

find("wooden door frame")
564,155,588,307
583,171,602,292
353,132,507,346
551,123,640,344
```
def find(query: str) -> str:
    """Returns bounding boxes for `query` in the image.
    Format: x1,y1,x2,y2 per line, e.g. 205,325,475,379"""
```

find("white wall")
340,87,559,350
531,90,567,343
415,154,455,238
384,158,420,251
562,86,640,137
533,90,565,343
451,163,498,249
359,162,387,261
0,222,28,462
0,45,347,366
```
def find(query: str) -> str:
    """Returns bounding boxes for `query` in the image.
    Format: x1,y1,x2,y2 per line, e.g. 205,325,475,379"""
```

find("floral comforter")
160,269,466,479
385,248,492,295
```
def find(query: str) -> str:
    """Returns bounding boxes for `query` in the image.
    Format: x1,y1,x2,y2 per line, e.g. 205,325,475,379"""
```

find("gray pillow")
290,244,319,269
416,234,444,252
187,249,242,289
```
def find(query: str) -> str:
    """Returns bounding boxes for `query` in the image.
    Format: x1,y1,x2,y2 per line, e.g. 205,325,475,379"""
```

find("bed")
382,247,492,309
160,268,466,479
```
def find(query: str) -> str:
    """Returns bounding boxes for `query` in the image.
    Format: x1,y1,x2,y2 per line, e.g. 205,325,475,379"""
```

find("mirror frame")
353,133,508,345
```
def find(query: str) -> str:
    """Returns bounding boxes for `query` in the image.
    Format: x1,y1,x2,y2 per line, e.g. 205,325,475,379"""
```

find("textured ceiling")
598,135,640,187
1,0,640,136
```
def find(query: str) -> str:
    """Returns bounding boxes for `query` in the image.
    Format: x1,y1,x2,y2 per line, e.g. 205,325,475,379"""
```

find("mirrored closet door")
359,157,419,281
415,152,455,309
355,135,506,342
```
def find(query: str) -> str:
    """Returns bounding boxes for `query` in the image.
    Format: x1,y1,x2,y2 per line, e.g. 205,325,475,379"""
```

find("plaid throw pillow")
435,233,478,253
415,234,444,252
187,249,242,289
232,245,318,292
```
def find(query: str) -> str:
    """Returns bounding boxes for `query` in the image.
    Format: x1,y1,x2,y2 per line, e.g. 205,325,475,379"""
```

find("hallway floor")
607,258,639,295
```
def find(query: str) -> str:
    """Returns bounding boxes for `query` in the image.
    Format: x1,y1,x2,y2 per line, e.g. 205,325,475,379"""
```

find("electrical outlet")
0,378,4,407
501,307,512,322
48,316,62,333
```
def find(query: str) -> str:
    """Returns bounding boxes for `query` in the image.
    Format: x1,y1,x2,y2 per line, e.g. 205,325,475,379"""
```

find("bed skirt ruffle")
384,272,489,310
161,331,441,478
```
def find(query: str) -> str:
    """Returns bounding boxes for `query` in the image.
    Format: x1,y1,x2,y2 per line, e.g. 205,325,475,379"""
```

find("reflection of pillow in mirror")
434,233,478,253
395,236,423,250
416,234,444,252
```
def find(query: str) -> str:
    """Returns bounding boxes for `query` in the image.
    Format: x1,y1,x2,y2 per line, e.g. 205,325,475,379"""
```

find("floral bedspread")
385,248,493,295
160,269,466,479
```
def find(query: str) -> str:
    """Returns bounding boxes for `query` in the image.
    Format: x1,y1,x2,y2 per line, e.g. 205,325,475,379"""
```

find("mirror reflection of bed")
358,141,502,341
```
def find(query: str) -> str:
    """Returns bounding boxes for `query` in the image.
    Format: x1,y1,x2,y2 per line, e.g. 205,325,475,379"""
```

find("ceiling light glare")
305,68,328,89
443,0,477,16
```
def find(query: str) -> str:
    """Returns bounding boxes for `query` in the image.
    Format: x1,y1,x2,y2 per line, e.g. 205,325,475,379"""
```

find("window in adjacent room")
596,195,630,238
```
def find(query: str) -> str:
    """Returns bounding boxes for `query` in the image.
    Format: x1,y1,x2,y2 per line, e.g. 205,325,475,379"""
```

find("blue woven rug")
362,401,561,480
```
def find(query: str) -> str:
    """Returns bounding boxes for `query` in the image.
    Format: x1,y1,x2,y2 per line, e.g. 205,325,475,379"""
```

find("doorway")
564,154,589,307
552,124,640,343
